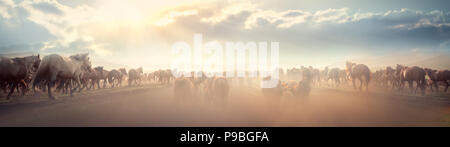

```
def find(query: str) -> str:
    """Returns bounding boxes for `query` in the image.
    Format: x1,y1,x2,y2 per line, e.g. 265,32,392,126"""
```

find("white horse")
32,53,91,99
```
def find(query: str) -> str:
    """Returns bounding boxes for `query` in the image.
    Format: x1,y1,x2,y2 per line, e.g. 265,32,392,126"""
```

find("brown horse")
107,69,120,88
107,68,127,88
424,68,450,92
346,61,371,91
0,55,41,99
33,54,91,99
402,66,426,95
81,68,99,90
93,66,109,88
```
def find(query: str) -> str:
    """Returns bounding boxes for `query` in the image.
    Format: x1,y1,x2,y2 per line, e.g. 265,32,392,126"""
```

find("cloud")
158,2,450,50
31,0,63,15
0,0,15,19
13,0,118,56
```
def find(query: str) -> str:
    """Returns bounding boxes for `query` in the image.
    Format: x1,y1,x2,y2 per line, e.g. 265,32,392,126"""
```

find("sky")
0,0,450,71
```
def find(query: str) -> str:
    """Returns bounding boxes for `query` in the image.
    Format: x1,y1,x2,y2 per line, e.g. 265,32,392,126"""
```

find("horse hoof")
49,96,57,100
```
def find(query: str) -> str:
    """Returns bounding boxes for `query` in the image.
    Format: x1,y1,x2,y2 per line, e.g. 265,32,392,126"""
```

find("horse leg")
19,80,27,96
56,80,63,93
110,79,114,88
429,81,435,92
47,81,55,100
80,80,86,91
398,80,403,91
78,80,82,92
336,78,341,88
433,81,439,92
90,79,95,90
91,79,95,90
42,82,47,93
16,82,21,95
79,81,84,91
420,79,425,95
359,78,363,91
103,79,107,88
6,82,17,100
70,79,80,97
110,78,114,88
365,79,369,92
47,74,57,99
65,81,69,94
352,78,356,90
64,81,69,94
391,80,396,90
61,80,66,94
444,81,449,93
408,80,413,93
414,80,420,94
63,80,68,93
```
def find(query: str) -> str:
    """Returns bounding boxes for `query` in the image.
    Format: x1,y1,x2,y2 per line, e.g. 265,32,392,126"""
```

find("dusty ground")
0,84,449,126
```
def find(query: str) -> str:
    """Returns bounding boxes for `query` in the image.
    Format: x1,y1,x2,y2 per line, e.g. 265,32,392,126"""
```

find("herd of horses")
0,53,449,102
279,62,449,96
0,54,171,100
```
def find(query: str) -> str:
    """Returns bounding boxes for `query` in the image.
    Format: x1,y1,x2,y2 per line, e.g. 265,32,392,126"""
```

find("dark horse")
0,55,41,99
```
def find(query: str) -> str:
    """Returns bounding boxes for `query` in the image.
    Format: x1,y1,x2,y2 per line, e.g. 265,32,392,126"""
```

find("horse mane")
12,57,26,65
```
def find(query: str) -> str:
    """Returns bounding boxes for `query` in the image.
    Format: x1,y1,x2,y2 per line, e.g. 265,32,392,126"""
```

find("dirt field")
0,84,449,126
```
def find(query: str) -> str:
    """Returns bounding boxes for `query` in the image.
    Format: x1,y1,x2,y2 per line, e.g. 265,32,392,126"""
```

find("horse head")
23,54,41,73
71,53,91,72
12,57,26,66
30,54,41,72
345,61,355,76
94,66,104,72
345,61,355,70
423,68,437,80
396,64,404,73
119,68,127,76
